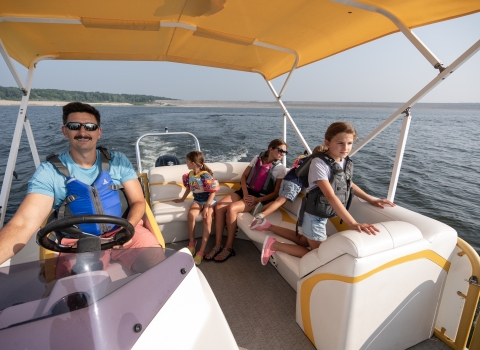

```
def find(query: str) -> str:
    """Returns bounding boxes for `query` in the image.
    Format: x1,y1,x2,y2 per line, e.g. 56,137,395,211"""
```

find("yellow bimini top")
1,0,479,79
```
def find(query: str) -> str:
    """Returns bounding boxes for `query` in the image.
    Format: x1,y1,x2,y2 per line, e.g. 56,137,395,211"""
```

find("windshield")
0,247,172,331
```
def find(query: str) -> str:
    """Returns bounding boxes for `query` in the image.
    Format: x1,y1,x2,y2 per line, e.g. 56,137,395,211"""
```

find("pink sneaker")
261,236,276,265
250,217,271,231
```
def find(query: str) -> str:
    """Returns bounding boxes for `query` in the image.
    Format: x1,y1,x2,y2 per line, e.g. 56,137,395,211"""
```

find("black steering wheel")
37,214,135,253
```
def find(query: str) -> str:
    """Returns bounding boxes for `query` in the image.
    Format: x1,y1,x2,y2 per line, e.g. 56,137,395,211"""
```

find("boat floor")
167,238,451,350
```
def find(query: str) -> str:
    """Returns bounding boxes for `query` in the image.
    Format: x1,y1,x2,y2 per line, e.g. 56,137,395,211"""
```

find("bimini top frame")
0,3,480,347
0,0,480,227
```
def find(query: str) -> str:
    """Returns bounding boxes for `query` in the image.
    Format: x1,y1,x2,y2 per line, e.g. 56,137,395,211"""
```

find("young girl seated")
250,145,324,231
260,122,395,265
208,139,288,262
174,151,219,265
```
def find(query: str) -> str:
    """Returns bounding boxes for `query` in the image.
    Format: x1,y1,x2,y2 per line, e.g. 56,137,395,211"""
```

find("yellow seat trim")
328,216,351,232
300,250,451,346
150,181,185,187
278,207,297,225
150,181,240,190
145,202,165,248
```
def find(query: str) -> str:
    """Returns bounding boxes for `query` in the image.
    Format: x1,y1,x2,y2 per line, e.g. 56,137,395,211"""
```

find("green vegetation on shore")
0,86,176,104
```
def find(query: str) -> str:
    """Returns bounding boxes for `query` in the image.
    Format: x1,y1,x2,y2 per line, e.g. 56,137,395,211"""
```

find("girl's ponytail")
186,150,214,176
202,163,214,176
313,144,328,153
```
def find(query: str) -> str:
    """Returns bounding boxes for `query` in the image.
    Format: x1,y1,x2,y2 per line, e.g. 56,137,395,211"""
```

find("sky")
1,12,479,103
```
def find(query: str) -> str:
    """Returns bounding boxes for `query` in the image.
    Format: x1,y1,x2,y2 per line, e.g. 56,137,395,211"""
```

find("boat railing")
434,238,480,349
134,131,201,174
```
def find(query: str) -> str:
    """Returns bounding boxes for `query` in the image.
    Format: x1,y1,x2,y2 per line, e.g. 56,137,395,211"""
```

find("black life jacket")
47,147,128,236
246,151,281,196
295,152,354,233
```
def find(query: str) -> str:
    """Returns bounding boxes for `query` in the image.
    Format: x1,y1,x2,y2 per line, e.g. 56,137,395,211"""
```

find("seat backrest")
148,162,249,203
348,197,454,243
299,221,424,277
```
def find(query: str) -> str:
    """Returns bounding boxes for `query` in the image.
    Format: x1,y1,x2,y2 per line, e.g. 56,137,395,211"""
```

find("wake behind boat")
1,1,479,349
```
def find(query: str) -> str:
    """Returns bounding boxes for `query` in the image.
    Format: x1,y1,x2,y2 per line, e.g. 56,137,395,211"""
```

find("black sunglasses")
64,122,100,131
275,147,288,155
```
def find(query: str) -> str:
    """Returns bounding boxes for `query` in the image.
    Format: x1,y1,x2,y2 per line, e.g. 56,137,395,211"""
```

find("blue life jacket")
47,147,122,236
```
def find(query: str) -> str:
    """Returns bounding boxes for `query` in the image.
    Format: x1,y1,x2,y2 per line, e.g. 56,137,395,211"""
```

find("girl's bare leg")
270,238,321,258
268,224,309,247
224,200,248,249
270,241,310,258
187,203,201,243
198,206,214,253
213,194,237,247
214,199,254,261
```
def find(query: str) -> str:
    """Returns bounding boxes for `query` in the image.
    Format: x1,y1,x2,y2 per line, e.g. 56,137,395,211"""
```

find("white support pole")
387,108,411,202
264,78,312,155
282,114,287,166
0,63,36,228
0,39,26,90
24,118,41,168
332,0,443,69
0,16,81,25
253,40,299,98
351,39,480,157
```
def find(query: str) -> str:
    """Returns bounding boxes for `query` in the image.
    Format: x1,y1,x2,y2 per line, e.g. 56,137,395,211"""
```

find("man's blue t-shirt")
27,150,138,210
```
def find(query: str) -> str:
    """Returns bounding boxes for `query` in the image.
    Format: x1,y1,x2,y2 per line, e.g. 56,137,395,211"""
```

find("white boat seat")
298,220,424,278
237,194,457,350
148,162,248,243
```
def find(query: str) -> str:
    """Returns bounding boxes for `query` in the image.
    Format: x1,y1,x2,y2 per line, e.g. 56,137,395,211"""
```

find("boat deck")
167,238,451,350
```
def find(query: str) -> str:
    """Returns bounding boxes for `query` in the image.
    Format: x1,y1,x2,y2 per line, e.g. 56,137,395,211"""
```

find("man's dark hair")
62,102,101,125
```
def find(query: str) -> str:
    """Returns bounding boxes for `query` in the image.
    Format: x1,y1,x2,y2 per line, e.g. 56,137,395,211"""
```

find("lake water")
0,103,479,252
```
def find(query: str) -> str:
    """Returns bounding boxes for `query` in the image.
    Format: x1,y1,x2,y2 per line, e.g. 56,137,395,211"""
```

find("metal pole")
24,118,41,168
351,39,480,157
282,114,287,166
264,78,312,155
0,39,26,90
387,108,411,201
0,63,35,228
135,132,201,173
332,0,444,70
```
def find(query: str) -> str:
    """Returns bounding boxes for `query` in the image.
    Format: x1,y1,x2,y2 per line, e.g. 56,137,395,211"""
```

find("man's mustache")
74,135,92,140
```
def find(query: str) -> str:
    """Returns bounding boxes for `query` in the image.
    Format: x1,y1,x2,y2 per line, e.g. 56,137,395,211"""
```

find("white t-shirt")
248,155,288,180
306,157,347,192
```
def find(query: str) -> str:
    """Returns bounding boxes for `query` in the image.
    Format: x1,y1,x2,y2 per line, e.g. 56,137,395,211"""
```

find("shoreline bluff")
0,100,173,107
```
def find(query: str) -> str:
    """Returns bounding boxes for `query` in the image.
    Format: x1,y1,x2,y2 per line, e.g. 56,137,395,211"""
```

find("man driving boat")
0,102,162,272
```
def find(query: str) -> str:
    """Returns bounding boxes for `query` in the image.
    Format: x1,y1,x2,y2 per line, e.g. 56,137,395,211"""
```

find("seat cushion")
299,221,424,277
149,162,248,224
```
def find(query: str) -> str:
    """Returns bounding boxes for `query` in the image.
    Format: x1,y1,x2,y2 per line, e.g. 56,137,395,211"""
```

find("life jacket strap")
46,154,71,177
57,194,78,219
262,160,279,191
97,146,112,171
47,146,111,176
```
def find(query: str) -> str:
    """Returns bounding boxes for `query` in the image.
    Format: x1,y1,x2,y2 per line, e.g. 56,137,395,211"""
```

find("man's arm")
122,178,146,228
0,193,54,265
